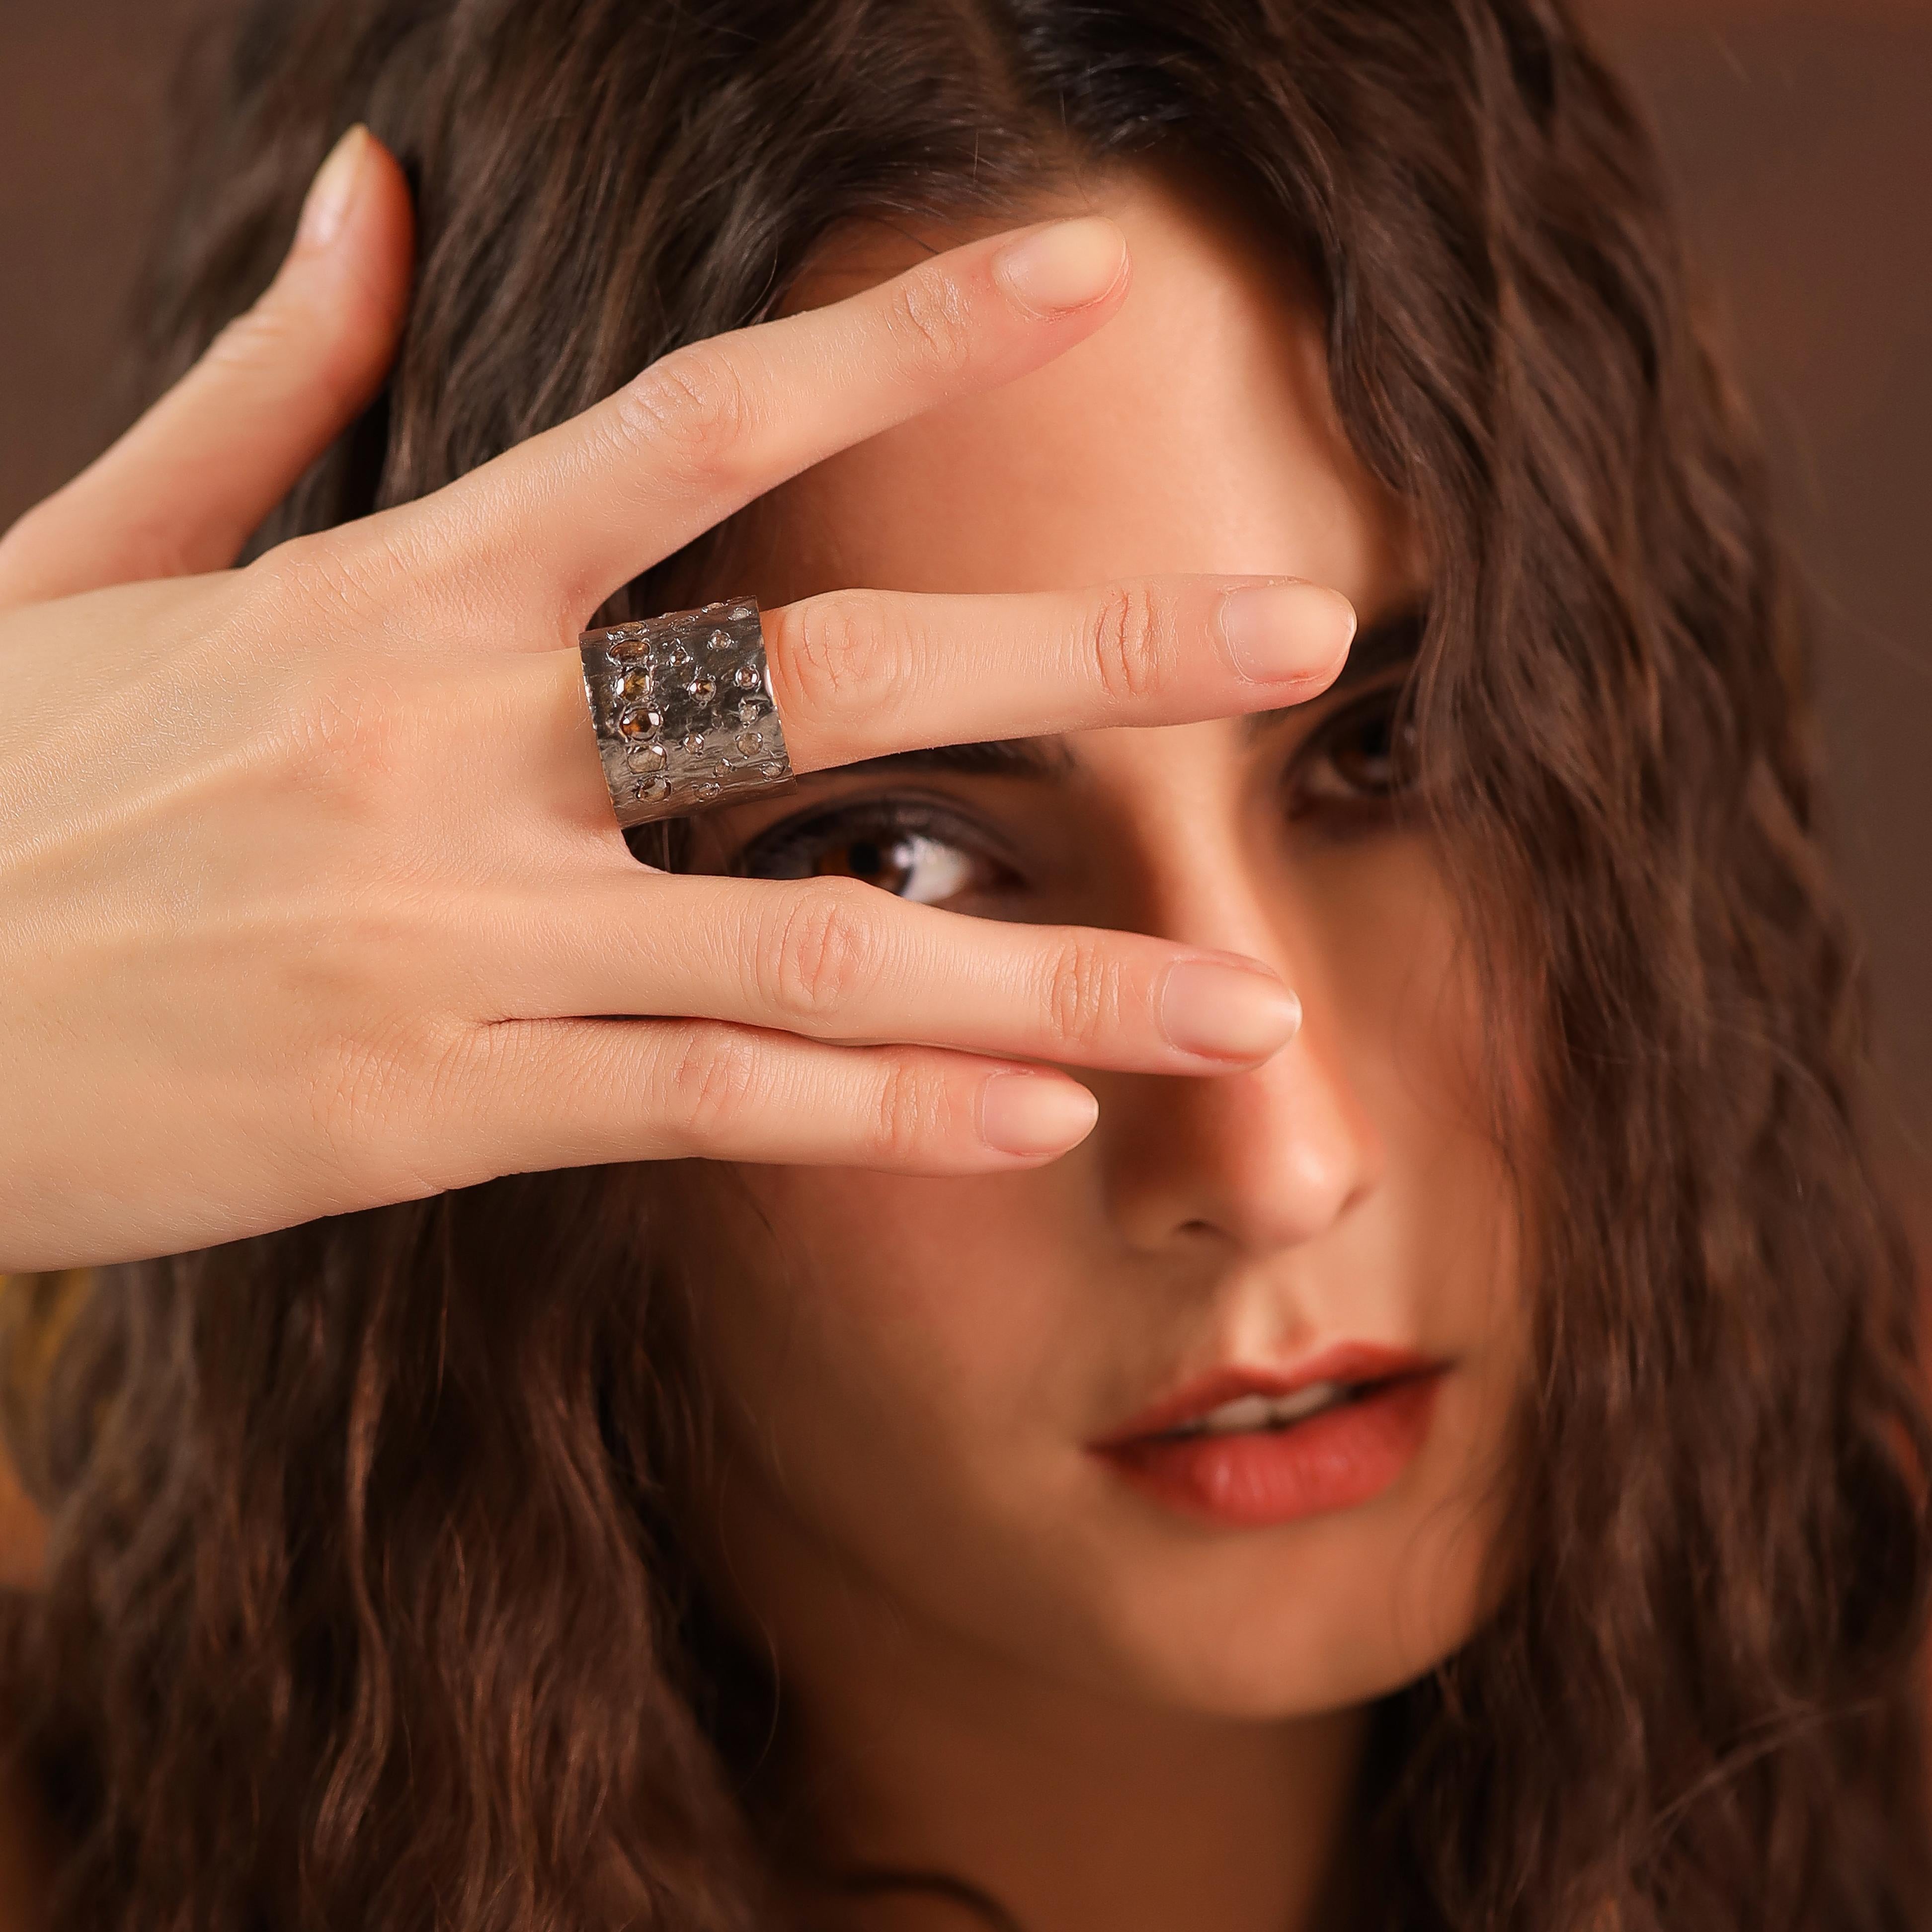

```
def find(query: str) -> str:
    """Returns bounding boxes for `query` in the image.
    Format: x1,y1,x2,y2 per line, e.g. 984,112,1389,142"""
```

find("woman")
0,0,1926,1927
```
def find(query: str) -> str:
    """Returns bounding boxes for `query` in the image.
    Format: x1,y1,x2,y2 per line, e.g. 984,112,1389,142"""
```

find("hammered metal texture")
578,599,794,829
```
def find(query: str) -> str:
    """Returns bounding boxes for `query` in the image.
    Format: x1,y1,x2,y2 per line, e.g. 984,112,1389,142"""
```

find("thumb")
0,126,415,609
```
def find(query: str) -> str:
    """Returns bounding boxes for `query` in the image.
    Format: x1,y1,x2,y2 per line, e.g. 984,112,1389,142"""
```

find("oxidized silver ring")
578,597,795,829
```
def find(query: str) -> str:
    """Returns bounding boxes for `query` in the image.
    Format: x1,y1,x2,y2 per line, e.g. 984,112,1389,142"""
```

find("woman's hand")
0,130,1354,1274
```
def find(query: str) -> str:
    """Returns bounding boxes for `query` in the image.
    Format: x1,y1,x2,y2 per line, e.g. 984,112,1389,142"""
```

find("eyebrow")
813,602,1429,786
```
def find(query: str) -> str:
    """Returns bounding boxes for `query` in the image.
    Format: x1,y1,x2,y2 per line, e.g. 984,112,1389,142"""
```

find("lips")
1089,1345,1448,1530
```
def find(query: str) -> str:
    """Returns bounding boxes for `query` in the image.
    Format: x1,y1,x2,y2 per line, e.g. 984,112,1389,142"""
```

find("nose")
1097,996,1381,1255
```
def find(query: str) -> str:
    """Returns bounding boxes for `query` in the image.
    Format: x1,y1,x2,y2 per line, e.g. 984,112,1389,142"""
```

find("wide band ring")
578,597,795,829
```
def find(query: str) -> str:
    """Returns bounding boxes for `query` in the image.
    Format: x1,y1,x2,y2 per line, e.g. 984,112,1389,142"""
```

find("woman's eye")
734,807,1005,906
1289,686,1419,813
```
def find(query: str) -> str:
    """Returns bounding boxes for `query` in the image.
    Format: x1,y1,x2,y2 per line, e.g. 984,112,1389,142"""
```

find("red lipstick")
1089,1345,1447,1530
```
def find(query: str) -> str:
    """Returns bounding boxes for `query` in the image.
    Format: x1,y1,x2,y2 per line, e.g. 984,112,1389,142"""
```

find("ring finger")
497,870,1303,1075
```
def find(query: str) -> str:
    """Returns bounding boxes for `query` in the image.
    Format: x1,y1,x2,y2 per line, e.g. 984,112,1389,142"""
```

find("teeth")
1198,1394,1277,1435
1192,1381,1347,1436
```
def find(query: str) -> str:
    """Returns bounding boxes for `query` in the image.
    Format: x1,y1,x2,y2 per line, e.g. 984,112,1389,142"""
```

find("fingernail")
979,1071,1100,1158
297,125,371,253
1158,959,1302,1063
993,216,1128,318
1218,581,1357,684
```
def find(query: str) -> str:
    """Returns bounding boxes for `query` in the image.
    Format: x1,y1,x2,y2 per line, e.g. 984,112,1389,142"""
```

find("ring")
577,596,795,828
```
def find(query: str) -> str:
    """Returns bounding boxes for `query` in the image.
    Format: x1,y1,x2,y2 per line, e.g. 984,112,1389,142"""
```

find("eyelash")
730,800,1018,904
1285,683,1419,821
728,684,1417,903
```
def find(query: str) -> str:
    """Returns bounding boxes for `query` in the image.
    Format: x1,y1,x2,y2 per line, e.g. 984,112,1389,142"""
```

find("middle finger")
514,571,1356,828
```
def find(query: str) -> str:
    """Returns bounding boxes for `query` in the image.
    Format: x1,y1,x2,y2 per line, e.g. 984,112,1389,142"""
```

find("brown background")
1,0,1928,1221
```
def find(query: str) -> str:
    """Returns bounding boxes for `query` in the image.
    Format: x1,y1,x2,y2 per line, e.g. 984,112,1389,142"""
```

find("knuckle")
311,1011,458,1190
769,590,898,729
864,1056,952,1165
288,663,395,790
204,281,385,419
203,300,305,383
763,881,883,1022
616,343,755,483
1087,581,1169,705
271,653,423,827
235,541,459,823
884,268,977,380
249,521,451,664
248,529,385,634
1042,931,1127,1050
662,1024,766,1145
300,503,428,598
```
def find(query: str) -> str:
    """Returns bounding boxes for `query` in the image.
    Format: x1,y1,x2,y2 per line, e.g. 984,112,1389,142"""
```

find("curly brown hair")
4,0,1929,1928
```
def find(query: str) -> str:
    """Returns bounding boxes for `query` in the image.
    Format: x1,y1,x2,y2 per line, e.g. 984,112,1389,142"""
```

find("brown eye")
1283,688,1422,823
1289,686,1418,812
805,828,977,903
735,803,1006,907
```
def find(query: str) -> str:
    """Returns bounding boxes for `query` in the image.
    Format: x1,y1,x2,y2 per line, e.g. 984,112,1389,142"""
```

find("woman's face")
666,170,1526,1726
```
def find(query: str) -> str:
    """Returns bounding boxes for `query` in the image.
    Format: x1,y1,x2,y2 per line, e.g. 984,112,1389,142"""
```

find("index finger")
393,215,1129,634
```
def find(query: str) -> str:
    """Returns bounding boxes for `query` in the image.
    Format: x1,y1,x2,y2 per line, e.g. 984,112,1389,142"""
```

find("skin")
0,130,1354,1929
0,138,1524,1932
667,171,1528,1932
0,131,1368,1277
